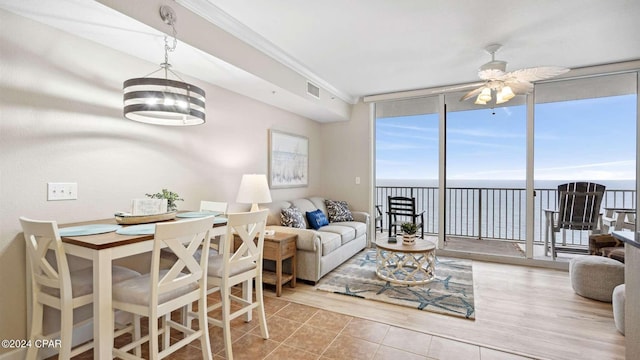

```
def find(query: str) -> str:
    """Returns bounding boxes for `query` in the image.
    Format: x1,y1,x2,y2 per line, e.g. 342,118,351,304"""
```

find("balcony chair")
375,205,383,233
387,196,425,239
543,182,605,260
198,210,270,360
20,217,140,360
112,216,215,360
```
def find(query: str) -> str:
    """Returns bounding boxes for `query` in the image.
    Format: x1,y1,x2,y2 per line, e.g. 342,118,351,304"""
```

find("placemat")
116,224,156,235
59,224,121,237
176,211,222,218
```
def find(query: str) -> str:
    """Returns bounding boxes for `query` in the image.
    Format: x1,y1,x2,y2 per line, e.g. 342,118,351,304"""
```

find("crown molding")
176,0,358,104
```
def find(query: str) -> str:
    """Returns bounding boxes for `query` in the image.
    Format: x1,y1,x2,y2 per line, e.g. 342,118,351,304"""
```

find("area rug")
316,249,475,319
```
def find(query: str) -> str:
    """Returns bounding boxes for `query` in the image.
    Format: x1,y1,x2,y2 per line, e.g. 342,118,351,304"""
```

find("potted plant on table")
145,188,183,212
401,222,418,245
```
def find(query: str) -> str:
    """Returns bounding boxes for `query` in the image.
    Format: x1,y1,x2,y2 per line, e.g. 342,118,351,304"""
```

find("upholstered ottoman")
612,284,625,335
569,255,624,302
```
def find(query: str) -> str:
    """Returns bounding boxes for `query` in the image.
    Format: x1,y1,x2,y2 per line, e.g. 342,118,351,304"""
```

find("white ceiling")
2,0,640,122
195,0,640,98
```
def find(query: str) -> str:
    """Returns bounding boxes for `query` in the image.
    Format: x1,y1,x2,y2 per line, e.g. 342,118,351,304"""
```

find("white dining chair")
200,200,228,251
200,200,228,214
200,210,270,360
111,216,215,360
20,217,140,360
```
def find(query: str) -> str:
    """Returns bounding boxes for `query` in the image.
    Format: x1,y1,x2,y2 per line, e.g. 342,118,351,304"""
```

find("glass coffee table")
375,237,436,285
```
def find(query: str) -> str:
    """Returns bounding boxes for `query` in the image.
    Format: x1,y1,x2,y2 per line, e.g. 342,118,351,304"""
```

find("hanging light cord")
162,23,177,78
141,7,184,82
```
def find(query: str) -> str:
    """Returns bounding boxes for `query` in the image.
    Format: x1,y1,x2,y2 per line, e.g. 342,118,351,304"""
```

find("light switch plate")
47,182,78,201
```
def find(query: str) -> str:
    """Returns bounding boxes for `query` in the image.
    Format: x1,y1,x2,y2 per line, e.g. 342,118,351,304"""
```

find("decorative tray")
115,211,177,225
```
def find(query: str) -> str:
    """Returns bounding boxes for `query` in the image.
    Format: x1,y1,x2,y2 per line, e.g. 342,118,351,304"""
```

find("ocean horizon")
377,178,636,190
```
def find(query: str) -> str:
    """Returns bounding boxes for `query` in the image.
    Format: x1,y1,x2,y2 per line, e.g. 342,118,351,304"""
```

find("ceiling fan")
459,44,569,105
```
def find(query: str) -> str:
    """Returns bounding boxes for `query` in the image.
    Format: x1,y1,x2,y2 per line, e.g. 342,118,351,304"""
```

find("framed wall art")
269,130,309,188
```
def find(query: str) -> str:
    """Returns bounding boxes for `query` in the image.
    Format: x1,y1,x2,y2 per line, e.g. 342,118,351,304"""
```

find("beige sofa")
260,197,369,283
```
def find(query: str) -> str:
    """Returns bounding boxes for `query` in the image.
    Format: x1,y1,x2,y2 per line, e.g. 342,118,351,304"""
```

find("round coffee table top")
376,237,435,253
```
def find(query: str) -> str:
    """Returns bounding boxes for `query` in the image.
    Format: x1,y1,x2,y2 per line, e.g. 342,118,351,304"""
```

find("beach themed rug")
317,249,475,319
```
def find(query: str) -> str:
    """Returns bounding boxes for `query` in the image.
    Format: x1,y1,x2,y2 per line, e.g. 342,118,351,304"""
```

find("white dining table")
60,217,227,359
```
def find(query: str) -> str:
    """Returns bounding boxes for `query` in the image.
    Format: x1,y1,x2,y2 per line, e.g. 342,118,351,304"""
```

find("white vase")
402,234,416,245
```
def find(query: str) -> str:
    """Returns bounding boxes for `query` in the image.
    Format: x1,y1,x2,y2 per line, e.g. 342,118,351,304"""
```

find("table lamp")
236,174,272,212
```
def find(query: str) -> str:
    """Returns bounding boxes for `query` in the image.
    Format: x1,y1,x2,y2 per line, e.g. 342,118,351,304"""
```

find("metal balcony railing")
376,186,636,246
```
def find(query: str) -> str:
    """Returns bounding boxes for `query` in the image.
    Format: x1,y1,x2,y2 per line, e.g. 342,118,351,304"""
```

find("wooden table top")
59,216,226,251
375,237,435,252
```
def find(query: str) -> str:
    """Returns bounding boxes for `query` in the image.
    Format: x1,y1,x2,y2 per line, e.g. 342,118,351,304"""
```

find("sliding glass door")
443,92,527,257
534,73,637,260
375,96,439,240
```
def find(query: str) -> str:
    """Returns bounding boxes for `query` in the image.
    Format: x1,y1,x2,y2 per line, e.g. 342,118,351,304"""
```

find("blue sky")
376,94,636,181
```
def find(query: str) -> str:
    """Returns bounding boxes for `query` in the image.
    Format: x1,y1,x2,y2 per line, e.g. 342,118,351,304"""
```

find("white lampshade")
496,86,515,104
236,174,272,211
478,87,492,102
474,96,487,105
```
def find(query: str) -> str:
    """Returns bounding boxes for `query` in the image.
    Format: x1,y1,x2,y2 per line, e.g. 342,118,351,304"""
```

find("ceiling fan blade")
460,86,485,101
505,80,534,94
504,66,569,82
478,68,505,80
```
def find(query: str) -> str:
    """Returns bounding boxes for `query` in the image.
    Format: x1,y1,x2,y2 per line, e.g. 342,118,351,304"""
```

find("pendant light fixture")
123,6,206,126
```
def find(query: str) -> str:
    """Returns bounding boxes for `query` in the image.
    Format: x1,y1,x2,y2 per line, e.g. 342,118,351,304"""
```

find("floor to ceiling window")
533,72,637,260
371,64,638,263
375,96,439,236
443,92,527,257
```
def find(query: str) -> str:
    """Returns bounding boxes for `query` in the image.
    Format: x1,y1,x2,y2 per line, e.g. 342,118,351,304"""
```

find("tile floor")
63,289,533,360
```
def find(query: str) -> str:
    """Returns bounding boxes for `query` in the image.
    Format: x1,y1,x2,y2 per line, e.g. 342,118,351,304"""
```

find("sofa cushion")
318,231,342,256
261,201,293,226
331,221,367,239
325,200,354,222
291,198,318,216
309,197,329,215
306,209,329,230
281,206,306,229
320,225,356,245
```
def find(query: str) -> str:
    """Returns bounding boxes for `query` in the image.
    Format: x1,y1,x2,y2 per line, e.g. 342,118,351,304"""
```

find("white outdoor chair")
20,217,140,360
202,210,270,360
112,216,215,360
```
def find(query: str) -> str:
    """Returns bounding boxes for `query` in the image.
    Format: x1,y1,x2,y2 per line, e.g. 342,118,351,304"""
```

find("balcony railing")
376,185,636,246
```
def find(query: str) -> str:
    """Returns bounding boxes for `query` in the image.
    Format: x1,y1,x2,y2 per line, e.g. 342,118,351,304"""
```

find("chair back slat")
388,197,417,216
152,216,215,298
556,182,605,231
200,201,228,214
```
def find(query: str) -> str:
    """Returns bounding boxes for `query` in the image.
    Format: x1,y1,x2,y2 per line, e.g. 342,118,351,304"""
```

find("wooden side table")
233,232,297,296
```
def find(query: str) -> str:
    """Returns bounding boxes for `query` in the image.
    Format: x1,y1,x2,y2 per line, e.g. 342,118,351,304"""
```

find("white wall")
320,101,371,212
0,9,326,349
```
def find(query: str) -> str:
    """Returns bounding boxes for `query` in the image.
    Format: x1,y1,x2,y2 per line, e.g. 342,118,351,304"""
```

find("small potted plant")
400,222,418,245
146,188,183,212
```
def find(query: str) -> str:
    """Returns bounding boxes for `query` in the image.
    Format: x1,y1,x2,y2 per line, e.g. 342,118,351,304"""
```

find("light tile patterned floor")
58,289,532,360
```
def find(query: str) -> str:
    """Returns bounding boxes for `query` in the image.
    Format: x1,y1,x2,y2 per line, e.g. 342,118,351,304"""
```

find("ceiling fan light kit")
462,44,569,106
